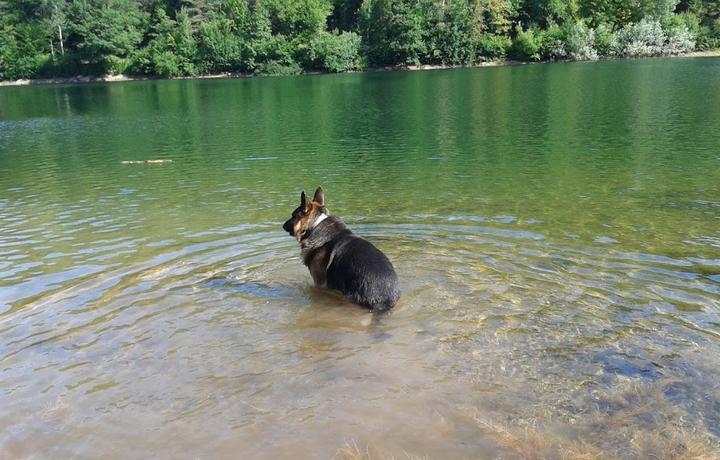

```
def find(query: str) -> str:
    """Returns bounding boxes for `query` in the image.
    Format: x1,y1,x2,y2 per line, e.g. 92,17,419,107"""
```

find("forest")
1,0,719,80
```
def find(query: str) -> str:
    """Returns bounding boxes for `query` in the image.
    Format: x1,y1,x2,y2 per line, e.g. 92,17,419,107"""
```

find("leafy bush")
127,8,196,77
664,25,696,54
424,0,477,65
37,53,83,78
66,0,147,74
611,17,666,57
477,34,512,60
0,23,51,79
307,30,361,72
358,0,425,66
511,26,541,61
127,47,152,75
1,52,48,80
197,19,243,72
696,20,720,50
610,16,698,57
698,0,720,49
538,23,567,60
152,50,181,77
594,23,613,55
565,22,598,61
106,56,131,75
255,59,302,75
253,35,302,75
661,12,699,54
663,12,701,38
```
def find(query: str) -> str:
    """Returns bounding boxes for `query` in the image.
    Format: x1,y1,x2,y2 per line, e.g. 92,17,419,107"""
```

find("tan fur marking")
293,201,321,242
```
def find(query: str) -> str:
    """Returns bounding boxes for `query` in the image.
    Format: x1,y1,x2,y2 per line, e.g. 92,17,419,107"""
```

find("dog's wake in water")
204,276,292,299
202,275,394,330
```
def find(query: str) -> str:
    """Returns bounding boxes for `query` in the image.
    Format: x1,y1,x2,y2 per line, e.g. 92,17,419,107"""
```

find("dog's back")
326,233,400,312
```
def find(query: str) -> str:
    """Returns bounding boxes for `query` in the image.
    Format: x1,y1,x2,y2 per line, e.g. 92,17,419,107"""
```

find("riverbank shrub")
477,34,512,60
511,27,541,61
594,23,613,55
128,8,197,77
65,0,147,74
307,31,362,72
538,23,567,60
697,21,720,49
610,17,667,57
665,25,696,54
693,0,720,48
565,22,598,61
419,0,478,65
610,16,697,57
253,35,302,75
0,22,54,80
358,0,426,66
0,29,33,80
197,19,243,72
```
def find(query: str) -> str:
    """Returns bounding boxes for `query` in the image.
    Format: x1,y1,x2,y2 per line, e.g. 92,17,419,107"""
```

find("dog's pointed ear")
300,190,307,210
312,187,324,206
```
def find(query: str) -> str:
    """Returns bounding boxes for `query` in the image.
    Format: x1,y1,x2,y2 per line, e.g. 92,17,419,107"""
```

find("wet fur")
283,187,400,312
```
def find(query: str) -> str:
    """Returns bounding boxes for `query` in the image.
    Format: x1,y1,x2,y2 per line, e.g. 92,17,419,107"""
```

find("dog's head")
283,187,327,241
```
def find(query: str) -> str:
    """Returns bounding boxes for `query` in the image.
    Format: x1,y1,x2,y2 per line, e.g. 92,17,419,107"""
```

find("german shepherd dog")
283,187,400,312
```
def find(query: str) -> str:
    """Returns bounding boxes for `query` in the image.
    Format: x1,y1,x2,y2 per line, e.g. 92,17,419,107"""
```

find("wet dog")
283,187,400,312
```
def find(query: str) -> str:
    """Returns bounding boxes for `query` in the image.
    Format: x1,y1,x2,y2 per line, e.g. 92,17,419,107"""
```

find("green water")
2,58,720,458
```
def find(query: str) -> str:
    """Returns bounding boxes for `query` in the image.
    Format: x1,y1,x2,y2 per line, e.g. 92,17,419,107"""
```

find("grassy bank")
2,50,719,88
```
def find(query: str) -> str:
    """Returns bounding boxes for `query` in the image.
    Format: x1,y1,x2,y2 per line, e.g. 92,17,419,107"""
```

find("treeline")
1,0,719,80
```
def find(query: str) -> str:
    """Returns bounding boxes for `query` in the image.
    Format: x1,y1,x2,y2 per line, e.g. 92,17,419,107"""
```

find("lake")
1,57,720,458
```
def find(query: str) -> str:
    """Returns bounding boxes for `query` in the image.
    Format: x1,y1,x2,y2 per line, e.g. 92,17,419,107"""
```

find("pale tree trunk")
58,23,65,55
50,39,55,58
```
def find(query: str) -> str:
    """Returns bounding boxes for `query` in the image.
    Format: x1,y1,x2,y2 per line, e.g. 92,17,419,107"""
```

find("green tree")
521,0,578,27
480,0,516,35
0,0,716,80
359,0,425,66
0,1,52,78
306,30,362,71
176,0,215,30
267,0,332,36
198,16,243,72
420,0,479,64
132,6,196,76
66,0,148,73
328,0,364,31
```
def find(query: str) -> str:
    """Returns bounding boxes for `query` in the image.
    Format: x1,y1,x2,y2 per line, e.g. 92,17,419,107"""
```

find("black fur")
283,206,400,312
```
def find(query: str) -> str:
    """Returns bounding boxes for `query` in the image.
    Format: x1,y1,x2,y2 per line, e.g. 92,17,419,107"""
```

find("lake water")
2,57,720,458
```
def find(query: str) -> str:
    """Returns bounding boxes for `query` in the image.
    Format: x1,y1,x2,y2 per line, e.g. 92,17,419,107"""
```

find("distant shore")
2,50,719,88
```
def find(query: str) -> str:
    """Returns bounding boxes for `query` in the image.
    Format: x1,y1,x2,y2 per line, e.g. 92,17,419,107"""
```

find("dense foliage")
1,0,719,80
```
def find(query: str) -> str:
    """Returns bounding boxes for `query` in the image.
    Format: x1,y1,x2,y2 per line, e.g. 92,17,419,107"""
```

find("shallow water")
1,58,720,459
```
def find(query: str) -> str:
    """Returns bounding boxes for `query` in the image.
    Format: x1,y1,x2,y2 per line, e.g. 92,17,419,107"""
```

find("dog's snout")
283,220,293,235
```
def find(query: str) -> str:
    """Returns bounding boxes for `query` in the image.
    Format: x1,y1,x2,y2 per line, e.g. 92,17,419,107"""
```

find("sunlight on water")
1,58,720,458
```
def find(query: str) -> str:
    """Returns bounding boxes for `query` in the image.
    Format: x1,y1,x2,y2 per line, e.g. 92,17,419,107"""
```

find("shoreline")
2,50,719,88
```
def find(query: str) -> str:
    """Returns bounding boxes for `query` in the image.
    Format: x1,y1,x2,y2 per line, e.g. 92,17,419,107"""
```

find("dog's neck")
312,213,328,229
300,215,352,255
299,213,330,244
